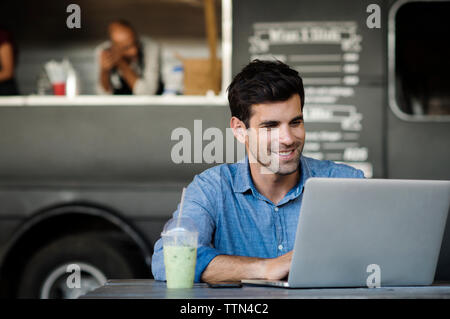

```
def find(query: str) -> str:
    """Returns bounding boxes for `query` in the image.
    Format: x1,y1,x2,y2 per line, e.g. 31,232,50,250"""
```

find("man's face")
246,94,305,175
110,29,138,60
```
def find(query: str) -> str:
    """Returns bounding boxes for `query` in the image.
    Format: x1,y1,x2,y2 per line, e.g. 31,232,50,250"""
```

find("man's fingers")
110,47,123,62
101,50,117,70
101,50,110,58
101,52,111,63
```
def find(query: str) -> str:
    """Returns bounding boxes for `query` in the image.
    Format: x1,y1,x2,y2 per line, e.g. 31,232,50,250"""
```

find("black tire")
17,232,147,298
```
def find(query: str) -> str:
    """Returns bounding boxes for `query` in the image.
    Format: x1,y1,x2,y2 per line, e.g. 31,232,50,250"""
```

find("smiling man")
151,60,364,283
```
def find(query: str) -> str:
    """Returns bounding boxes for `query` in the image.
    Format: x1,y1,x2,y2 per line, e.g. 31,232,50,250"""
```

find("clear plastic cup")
161,217,198,288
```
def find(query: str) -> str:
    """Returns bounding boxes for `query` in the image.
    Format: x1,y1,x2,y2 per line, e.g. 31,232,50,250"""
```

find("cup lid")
161,216,197,236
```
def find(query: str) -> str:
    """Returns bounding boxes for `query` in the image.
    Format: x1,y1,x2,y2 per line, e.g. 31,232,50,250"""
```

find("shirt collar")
297,155,313,195
232,156,253,193
232,155,313,196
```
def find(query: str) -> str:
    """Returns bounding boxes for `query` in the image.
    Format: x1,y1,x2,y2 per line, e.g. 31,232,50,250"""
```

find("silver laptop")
242,178,450,288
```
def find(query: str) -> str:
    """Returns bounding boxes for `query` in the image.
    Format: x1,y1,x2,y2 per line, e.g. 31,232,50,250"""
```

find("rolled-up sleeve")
151,174,223,282
132,38,159,95
94,42,113,95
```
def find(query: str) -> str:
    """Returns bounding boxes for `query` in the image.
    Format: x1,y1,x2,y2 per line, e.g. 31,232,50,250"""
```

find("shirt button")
278,244,283,250
274,207,279,212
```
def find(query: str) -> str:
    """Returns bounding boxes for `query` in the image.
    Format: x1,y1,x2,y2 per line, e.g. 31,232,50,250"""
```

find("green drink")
163,245,197,288
161,216,198,289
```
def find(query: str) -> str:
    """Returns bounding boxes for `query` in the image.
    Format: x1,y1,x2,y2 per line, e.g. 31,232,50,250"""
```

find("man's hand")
115,57,138,90
200,251,293,283
99,47,125,93
262,251,293,280
100,47,122,71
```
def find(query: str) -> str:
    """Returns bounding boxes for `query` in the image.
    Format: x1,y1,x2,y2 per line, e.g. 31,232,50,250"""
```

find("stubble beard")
250,142,304,176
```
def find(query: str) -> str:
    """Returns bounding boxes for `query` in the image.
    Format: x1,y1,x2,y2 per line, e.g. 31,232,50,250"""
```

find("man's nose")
277,125,295,146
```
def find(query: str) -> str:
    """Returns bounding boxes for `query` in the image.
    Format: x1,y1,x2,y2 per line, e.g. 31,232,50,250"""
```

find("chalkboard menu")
232,0,385,178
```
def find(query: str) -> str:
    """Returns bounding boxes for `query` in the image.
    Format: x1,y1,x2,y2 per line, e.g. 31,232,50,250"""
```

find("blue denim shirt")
151,156,365,282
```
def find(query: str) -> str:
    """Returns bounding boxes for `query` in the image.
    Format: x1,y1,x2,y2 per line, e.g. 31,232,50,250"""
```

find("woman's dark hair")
227,59,304,127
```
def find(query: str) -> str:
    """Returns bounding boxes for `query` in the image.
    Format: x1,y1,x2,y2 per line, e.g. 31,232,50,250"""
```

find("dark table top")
81,279,450,299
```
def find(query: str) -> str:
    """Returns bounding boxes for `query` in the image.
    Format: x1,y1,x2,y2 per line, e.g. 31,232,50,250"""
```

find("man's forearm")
117,60,138,90
100,69,112,93
200,255,267,282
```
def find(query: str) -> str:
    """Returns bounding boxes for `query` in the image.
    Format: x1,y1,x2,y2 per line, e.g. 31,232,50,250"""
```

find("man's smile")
274,149,296,161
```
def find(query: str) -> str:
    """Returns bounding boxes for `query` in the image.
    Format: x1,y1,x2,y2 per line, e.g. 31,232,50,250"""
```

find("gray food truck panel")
0,104,231,184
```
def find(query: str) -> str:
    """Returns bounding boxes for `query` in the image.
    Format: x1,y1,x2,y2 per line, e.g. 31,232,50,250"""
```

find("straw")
176,187,187,228
175,187,187,245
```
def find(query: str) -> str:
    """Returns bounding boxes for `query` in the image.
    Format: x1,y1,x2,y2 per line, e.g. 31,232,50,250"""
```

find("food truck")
0,0,449,298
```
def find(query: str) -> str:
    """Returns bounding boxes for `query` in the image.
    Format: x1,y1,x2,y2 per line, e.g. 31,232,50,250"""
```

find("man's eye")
291,121,303,126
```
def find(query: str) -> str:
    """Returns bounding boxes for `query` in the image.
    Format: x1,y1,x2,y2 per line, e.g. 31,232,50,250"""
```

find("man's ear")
230,117,247,144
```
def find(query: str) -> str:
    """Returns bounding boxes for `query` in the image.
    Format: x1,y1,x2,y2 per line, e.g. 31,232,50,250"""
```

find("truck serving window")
389,1,450,120
0,0,231,105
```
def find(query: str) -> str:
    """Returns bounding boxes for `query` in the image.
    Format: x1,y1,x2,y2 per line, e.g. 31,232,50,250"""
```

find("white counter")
0,95,228,107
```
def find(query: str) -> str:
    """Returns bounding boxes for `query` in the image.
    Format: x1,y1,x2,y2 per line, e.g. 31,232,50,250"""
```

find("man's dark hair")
108,19,137,36
227,59,305,127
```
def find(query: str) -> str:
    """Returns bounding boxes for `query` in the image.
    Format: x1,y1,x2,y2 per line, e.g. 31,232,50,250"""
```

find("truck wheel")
17,232,145,299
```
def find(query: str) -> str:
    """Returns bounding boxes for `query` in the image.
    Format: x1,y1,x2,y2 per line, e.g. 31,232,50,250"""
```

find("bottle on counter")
163,65,184,95
62,58,80,98
65,65,78,98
